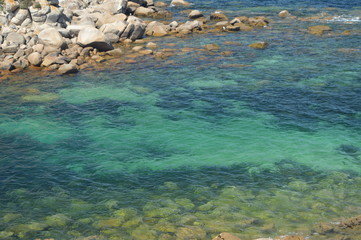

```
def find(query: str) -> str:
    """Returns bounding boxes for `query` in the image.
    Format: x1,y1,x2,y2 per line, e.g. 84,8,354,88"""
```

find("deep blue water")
0,0,361,239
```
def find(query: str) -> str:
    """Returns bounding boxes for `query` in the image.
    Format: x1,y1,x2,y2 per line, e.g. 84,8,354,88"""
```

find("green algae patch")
0,118,72,144
21,93,59,103
59,85,157,105
45,214,71,227
3,213,22,223
188,79,237,88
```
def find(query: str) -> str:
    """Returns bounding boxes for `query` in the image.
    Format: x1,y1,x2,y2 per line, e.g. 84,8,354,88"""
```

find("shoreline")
1,0,361,240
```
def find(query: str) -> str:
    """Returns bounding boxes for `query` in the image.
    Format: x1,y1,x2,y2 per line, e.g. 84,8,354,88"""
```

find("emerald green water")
1,3,361,240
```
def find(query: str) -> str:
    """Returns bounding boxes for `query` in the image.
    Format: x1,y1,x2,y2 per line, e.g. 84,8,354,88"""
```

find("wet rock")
248,16,269,27
154,1,167,7
171,0,190,6
276,236,305,240
278,10,291,18
38,28,67,49
58,63,78,74
106,48,123,56
204,43,220,51
77,27,114,51
94,218,123,228
210,11,228,21
308,25,332,35
131,224,157,240
189,10,203,19
0,60,15,71
146,42,158,48
212,232,241,240
13,58,30,69
28,52,43,66
249,41,269,49
6,32,26,45
134,6,155,17
176,226,206,240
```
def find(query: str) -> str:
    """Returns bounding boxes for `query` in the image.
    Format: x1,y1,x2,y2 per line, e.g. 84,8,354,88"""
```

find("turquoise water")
1,1,361,239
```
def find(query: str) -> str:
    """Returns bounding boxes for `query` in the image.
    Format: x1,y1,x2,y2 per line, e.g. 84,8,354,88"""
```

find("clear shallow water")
1,1,361,239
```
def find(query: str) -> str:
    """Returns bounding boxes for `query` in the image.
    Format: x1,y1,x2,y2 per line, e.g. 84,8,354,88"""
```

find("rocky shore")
0,0,271,76
1,0,358,77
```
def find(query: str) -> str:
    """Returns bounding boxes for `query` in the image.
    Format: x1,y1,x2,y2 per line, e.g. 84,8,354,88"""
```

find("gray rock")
0,60,15,71
27,52,43,66
45,6,62,24
13,58,30,69
120,22,134,38
105,33,119,43
14,49,25,59
99,21,127,36
58,63,78,74
48,0,60,6
38,28,67,49
6,32,26,45
29,6,51,23
0,35,3,44
77,26,113,51
96,0,128,14
0,15,8,25
2,44,18,53
21,18,32,27
10,9,29,25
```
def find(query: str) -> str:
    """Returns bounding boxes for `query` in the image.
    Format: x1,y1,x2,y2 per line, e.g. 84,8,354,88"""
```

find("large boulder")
6,32,26,45
134,6,155,17
100,21,128,36
58,63,78,74
121,16,146,40
77,26,114,51
27,52,43,66
96,0,128,14
38,28,67,49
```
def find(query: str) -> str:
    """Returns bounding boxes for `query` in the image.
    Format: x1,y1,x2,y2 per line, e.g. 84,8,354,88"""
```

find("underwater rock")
153,221,177,233
122,217,142,228
287,180,309,192
0,231,14,238
175,198,195,210
212,232,241,240
21,93,59,102
308,25,332,35
3,213,22,223
113,208,138,220
176,226,206,240
248,42,269,49
45,214,71,227
131,224,157,240
204,43,220,51
94,218,123,228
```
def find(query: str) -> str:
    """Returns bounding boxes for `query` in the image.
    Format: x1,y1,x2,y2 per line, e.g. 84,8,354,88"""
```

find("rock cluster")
0,0,166,74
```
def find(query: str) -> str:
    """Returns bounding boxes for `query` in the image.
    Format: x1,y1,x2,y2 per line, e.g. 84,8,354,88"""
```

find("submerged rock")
308,25,332,35
249,41,269,49
212,232,241,240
